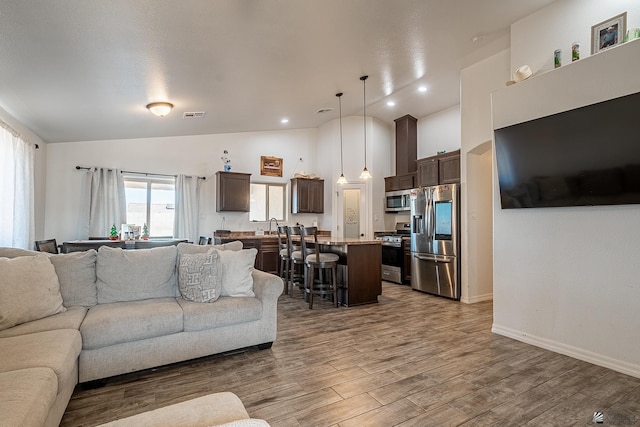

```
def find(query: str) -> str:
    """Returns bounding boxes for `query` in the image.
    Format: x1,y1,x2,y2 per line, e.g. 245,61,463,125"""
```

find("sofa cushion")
0,329,82,394
81,298,183,349
178,296,262,331
0,254,66,331
50,249,98,307
216,248,257,297
178,250,222,303
0,306,87,338
0,367,58,427
0,247,39,258
177,241,243,258
96,246,178,303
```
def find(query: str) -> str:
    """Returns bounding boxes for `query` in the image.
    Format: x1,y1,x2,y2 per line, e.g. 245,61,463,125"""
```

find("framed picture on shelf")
260,156,283,177
591,12,626,54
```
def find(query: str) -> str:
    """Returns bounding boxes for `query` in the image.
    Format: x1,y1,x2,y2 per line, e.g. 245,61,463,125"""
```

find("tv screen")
494,91,640,209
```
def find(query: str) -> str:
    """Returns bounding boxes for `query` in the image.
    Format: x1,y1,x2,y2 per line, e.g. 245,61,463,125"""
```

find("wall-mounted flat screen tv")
494,91,640,209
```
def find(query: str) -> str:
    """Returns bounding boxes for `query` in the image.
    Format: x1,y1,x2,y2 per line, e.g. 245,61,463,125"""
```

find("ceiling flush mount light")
146,102,173,117
359,75,372,180
336,92,347,185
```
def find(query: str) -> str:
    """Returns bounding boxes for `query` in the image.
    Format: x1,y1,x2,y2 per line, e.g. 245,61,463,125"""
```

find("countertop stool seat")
300,226,339,309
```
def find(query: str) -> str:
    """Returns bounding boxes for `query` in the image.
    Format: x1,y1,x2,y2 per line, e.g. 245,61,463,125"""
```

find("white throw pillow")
178,250,222,302
215,248,257,297
0,254,66,331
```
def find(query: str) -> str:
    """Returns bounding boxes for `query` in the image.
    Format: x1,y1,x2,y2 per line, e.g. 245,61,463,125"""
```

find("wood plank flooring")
61,283,640,426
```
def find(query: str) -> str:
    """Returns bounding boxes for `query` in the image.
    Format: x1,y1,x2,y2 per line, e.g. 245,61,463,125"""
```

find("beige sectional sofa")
0,242,283,427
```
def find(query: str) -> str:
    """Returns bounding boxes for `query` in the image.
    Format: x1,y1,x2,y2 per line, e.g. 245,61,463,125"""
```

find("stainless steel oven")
375,222,411,284
385,189,411,212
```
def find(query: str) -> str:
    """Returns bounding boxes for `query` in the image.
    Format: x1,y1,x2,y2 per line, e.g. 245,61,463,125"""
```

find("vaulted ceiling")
0,0,556,143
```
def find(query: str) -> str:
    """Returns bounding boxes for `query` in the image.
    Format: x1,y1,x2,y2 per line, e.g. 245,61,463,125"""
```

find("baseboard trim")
492,323,640,379
462,292,493,304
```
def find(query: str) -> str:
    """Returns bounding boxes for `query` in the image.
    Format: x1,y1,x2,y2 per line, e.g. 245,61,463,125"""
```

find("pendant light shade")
359,75,372,179
336,92,348,185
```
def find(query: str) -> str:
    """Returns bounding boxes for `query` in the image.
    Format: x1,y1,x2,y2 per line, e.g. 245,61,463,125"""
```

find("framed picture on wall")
591,12,626,54
260,156,283,177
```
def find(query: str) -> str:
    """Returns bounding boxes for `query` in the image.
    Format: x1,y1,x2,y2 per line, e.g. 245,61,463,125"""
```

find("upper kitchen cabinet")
384,173,416,191
291,178,324,214
416,157,438,187
394,115,417,175
216,171,251,212
438,151,461,184
416,150,460,187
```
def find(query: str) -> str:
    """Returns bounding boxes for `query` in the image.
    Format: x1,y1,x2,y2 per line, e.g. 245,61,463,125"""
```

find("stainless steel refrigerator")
410,184,461,299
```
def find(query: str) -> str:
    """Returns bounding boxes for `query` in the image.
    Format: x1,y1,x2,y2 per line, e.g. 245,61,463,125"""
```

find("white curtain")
84,167,126,238
174,174,201,243
0,123,35,249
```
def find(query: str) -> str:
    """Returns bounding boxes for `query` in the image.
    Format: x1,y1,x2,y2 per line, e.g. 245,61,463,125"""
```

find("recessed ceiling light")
386,101,395,107
418,86,428,93
281,118,289,124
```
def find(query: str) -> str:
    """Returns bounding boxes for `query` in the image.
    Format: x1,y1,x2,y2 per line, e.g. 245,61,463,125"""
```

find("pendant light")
336,92,348,185
359,75,372,179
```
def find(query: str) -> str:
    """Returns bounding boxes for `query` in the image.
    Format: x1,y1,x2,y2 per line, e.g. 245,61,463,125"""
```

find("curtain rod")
75,166,205,180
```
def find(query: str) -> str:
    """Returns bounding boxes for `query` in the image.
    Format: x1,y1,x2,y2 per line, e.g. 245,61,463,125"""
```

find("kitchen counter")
214,232,382,306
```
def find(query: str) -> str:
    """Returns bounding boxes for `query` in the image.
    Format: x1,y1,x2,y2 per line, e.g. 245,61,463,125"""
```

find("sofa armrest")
251,270,283,303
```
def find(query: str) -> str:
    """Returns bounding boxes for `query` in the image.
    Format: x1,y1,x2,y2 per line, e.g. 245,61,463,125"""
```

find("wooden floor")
61,282,640,427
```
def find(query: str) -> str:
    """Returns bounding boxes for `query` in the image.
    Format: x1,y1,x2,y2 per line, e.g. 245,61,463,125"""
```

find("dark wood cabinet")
394,115,417,175
384,173,416,191
416,150,461,187
439,152,461,184
291,178,324,214
416,157,439,187
216,171,251,212
257,239,279,275
213,236,278,275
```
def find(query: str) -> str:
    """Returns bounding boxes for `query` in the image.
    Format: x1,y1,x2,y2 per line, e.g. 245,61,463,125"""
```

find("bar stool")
277,226,291,295
300,226,339,309
288,226,305,296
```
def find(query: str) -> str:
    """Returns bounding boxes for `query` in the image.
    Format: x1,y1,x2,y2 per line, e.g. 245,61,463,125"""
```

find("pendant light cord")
337,92,344,175
361,75,368,169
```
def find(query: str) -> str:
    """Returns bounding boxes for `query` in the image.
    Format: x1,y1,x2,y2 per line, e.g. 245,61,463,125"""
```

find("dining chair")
300,226,339,309
198,236,209,245
34,238,59,254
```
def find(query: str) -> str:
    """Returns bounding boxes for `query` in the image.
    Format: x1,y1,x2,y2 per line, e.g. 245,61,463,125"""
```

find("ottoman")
95,392,270,427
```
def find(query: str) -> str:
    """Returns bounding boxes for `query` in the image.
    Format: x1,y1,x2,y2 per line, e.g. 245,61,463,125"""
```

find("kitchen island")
213,233,382,306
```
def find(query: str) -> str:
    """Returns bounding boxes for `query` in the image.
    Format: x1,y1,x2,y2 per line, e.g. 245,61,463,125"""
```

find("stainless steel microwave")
385,189,412,212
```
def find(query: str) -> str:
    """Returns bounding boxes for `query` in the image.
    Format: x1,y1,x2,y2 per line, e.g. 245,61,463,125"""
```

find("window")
249,183,286,222
124,176,175,237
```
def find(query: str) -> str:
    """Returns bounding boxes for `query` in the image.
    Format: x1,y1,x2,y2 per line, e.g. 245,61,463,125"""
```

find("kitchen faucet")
268,218,279,235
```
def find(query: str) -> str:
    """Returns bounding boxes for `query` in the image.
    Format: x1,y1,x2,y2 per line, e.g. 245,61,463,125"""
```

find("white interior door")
335,182,367,238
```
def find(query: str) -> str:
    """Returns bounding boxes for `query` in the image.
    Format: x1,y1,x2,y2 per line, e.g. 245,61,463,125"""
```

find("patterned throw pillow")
178,250,222,303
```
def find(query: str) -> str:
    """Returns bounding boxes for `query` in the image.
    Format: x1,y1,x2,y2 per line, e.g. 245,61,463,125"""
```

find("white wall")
492,30,640,379
45,115,392,242
416,105,460,159
459,49,511,303
45,128,320,242
511,0,640,74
